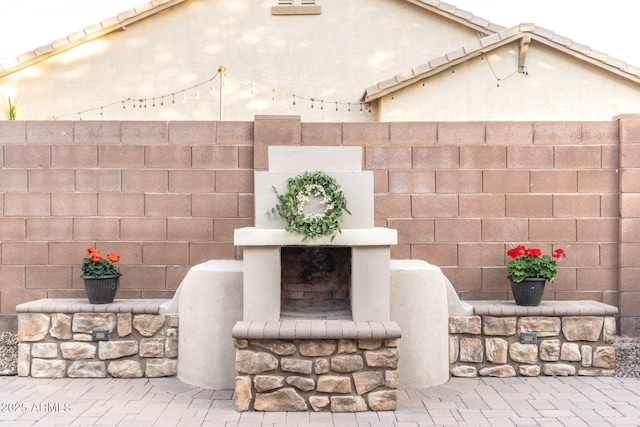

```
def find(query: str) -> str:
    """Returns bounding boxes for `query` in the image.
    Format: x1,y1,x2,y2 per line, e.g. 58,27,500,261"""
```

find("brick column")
253,115,302,170
617,114,640,336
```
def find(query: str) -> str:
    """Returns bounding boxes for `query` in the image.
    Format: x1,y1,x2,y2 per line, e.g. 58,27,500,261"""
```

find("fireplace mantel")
234,227,397,246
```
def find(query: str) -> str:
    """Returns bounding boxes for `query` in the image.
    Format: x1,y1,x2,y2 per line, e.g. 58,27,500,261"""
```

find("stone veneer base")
449,301,619,378
232,320,401,412
16,299,178,379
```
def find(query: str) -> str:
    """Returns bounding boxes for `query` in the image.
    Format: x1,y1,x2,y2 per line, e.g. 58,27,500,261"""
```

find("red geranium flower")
506,245,565,283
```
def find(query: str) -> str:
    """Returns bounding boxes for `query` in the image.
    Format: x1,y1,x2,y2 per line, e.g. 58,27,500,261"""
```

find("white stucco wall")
379,41,640,121
0,0,477,121
2,1,638,122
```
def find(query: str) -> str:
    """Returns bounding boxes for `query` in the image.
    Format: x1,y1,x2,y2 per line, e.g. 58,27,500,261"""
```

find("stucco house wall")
0,0,480,122
1,116,639,335
380,43,640,121
2,0,640,122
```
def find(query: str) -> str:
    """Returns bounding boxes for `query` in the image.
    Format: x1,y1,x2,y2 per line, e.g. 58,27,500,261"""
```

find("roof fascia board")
0,0,187,79
363,33,523,102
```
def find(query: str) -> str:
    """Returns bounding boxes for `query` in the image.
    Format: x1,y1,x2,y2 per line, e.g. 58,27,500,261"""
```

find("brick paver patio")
0,376,638,426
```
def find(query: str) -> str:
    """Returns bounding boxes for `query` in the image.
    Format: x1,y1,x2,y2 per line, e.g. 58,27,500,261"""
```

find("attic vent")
272,0,321,15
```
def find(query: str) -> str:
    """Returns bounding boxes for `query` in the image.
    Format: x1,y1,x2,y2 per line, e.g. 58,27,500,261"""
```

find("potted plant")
81,246,121,304
506,245,565,306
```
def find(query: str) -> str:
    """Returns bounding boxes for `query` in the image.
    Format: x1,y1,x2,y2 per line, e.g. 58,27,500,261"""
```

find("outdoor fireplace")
232,146,402,412
168,141,457,405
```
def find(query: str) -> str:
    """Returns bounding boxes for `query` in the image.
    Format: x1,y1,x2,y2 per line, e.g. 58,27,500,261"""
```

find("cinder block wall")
0,115,638,334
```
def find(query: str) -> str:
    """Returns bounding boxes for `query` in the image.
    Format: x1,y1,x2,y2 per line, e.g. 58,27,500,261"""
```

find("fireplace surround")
231,146,401,411
163,142,467,408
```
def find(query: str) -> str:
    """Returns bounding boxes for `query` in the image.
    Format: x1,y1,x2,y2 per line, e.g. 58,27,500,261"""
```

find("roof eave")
363,29,640,103
526,33,640,86
363,33,522,103
404,0,504,36
0,0,187,79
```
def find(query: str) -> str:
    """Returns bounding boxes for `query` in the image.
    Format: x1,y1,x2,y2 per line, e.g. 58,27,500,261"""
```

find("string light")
57,70,371,119
483,54,522,87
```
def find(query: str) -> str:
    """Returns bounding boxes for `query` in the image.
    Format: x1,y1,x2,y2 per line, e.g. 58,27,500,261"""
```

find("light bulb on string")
250,83,254,97
348,102,351,113
182,92,187,104
292,95,296,106
321,100,324,110
335,102,338,112
195,88,200,100
160,96,164,106
272,89,276,104
172,93,175,104
311,98,314,109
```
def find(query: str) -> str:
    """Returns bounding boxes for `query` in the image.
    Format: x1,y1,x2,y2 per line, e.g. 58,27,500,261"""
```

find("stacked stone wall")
449,314,617,377
17,311,178,378
234,338,399,412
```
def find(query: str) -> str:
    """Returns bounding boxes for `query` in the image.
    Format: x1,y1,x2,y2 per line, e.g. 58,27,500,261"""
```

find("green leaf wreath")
270,171,351,241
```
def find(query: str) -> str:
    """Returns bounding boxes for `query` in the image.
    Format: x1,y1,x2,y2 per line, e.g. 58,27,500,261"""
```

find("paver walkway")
0,375,639,426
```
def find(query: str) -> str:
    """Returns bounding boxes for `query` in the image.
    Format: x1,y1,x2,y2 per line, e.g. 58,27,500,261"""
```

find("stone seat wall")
16,299,178,379
449,301,618,378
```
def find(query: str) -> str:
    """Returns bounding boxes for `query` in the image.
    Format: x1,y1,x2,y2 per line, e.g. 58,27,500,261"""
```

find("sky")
1,0,639,66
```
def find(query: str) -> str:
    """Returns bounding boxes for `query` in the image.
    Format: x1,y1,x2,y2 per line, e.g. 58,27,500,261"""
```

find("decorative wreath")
270,171,351,241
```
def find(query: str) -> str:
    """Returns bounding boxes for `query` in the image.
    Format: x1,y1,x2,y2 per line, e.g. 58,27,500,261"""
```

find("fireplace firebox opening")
280,246,351,319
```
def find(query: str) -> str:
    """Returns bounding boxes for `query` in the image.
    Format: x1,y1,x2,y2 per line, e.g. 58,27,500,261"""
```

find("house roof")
363,23,640,102
0,0,502,80
404,0,505,35
3,0,637,107
0,0,188,79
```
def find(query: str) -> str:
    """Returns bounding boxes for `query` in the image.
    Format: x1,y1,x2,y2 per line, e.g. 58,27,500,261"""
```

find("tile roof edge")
0,0,188,79
363,23,640,102
407,0,505,34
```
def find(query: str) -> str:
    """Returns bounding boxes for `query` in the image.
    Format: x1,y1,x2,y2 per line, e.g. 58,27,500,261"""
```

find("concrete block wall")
0,115,638,334
0,120,255,314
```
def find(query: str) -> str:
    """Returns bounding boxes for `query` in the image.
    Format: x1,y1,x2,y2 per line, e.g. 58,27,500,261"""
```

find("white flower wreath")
270,171,351,241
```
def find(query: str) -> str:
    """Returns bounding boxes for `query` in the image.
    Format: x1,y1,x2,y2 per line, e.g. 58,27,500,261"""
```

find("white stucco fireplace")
163,145,471,411
231,146,402,411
